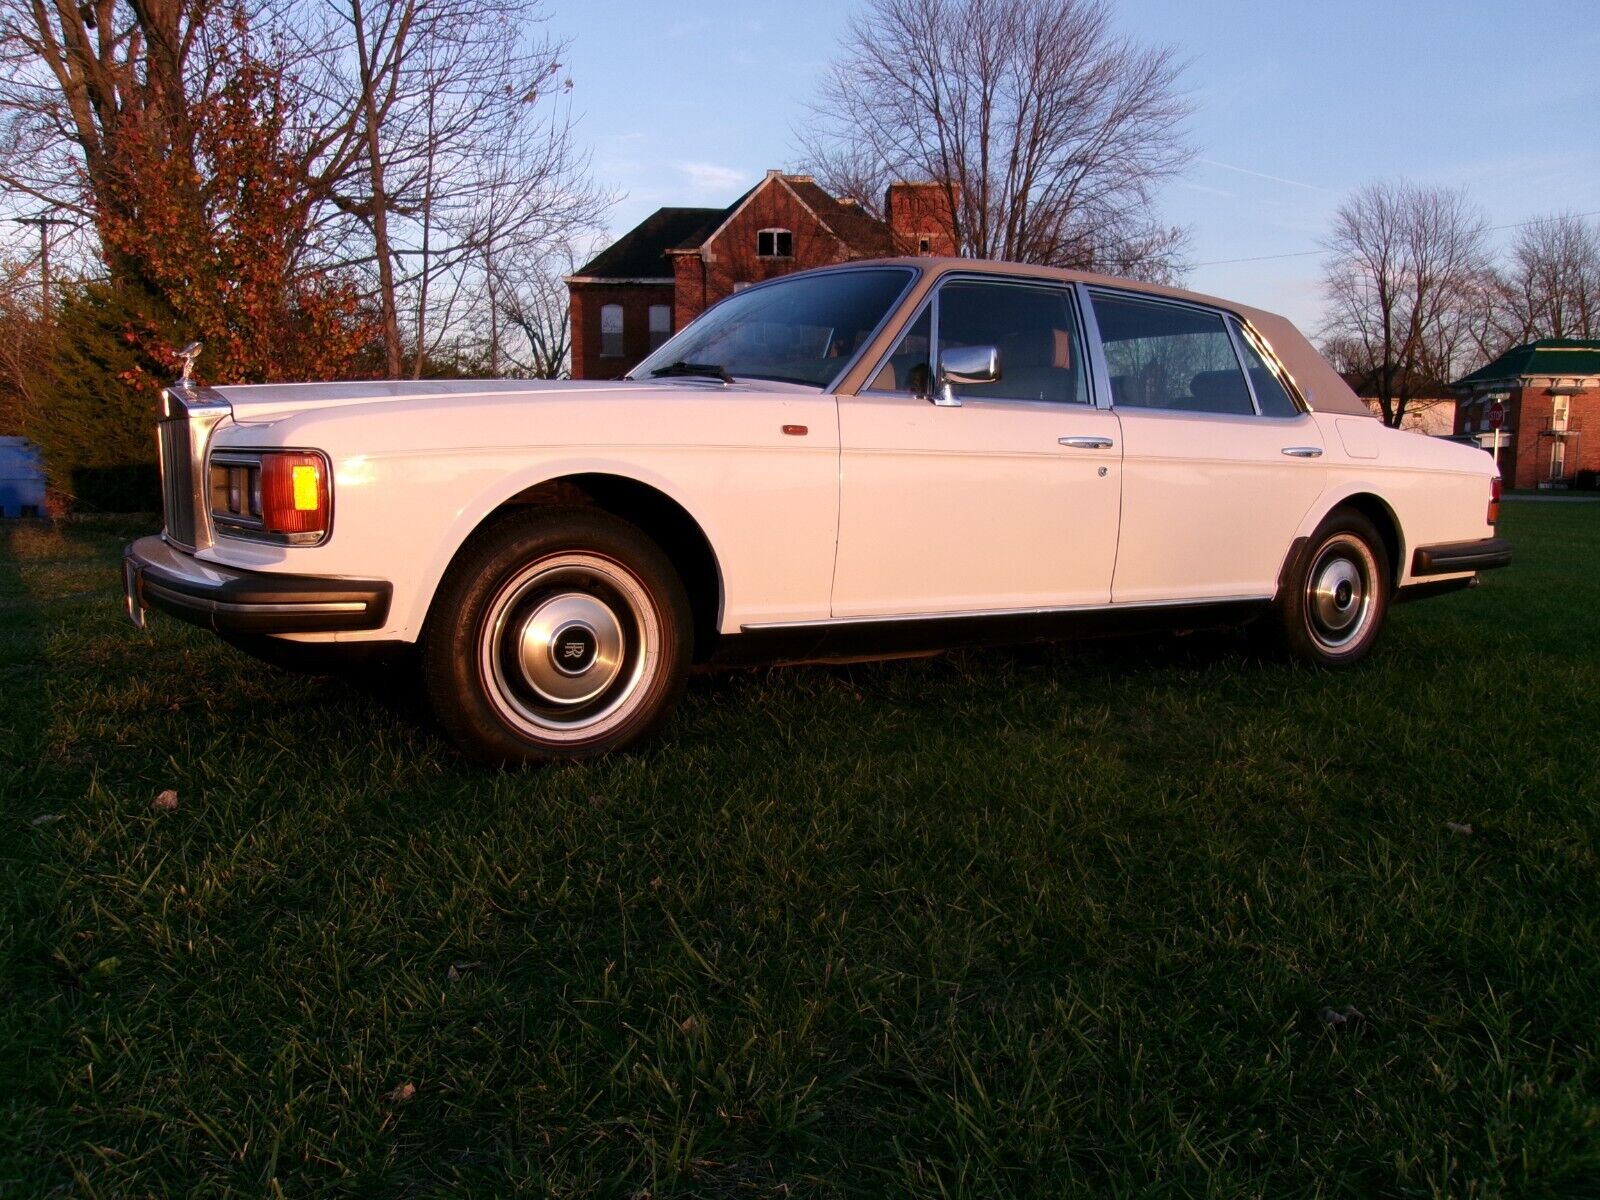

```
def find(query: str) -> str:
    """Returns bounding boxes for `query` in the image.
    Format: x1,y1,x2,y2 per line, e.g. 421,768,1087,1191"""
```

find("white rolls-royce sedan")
124,259,1509,762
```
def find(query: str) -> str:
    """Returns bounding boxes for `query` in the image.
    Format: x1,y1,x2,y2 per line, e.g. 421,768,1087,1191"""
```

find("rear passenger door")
1085,289,1327,604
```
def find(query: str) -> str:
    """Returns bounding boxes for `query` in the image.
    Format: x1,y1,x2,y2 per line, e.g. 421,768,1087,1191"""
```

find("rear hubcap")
1305,536,1376,651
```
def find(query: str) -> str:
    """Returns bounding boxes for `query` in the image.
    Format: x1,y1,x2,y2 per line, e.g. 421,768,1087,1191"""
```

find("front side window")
600,303,624,358
757,229,793,258
1092,293,1254,416
631,267,914,388
867,278,1090,404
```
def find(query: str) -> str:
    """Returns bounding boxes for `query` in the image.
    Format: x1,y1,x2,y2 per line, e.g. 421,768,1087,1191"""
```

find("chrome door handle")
1059,436,1115,449
1281,446,1323,458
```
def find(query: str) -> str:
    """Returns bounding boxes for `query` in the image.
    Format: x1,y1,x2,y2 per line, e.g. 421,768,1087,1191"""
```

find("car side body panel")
149,258,1501,661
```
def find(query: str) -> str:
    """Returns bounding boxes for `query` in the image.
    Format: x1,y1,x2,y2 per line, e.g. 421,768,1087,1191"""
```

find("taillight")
261,452,330,539
1488,476,1501,526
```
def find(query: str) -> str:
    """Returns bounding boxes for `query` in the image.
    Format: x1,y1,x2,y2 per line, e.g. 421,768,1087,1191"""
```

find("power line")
9,213,73,313
1192,208,1600,270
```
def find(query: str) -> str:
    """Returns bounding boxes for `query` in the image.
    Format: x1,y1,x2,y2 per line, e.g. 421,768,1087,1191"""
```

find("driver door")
830,276,1122,618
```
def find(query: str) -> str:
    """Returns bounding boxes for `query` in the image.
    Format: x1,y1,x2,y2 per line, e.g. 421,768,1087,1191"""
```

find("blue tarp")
0,437,46,517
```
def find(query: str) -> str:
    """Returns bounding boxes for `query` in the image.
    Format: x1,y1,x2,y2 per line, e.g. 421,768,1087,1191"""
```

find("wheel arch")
425,470,724,660
1281,489,1405,600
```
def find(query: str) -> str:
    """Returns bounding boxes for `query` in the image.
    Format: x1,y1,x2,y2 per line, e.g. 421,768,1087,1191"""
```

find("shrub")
23,282,180,512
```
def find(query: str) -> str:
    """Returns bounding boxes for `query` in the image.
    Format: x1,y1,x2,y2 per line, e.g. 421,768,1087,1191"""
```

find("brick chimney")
884,180,959,256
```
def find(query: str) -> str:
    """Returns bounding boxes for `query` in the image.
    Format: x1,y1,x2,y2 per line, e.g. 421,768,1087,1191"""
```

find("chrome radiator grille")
156,385,232,551
157,415,196,547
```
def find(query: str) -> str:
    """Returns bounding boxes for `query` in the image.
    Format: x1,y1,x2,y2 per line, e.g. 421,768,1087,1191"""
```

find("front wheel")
1266,510,1391,668
422,508,691,764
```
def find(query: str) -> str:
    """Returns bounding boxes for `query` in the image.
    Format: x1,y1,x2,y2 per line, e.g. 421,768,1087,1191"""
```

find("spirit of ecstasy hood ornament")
175,340,202,387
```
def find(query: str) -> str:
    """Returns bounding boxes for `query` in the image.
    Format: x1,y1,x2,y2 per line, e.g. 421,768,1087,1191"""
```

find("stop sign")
1488,400,1505,430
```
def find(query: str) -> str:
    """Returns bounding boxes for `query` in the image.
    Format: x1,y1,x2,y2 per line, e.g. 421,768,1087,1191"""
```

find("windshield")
630,267,916,388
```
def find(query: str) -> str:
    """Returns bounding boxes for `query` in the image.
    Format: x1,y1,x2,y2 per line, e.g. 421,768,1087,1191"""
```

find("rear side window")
1091,293,1254,416
1231,320,1302,417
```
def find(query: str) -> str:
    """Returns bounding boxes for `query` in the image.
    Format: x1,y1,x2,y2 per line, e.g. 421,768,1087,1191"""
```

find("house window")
648,304,671,351
600,304,624,357
757,229,793,258
917,236,932,254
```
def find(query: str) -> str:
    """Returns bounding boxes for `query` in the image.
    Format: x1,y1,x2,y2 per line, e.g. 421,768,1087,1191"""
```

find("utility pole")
10,213,72,315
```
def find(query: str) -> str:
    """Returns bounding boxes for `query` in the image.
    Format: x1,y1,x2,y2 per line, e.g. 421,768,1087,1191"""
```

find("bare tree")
1488,213,1600,351
282,0,609,377
1,0,608,379
797,0,1192,278
1321,181,1490,428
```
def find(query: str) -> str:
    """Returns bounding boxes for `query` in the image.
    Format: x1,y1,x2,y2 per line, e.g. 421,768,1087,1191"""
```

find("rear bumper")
123,535,391,634
1410,536,1512,577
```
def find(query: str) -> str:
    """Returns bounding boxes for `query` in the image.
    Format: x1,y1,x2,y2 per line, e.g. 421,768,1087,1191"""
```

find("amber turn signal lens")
1488,476,1501,527
261,452,329,536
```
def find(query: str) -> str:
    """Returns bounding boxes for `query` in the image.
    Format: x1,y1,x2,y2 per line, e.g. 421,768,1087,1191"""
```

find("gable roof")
571,207,724,280
1452,338,1600,389
570,174,896,281
783,178,896,255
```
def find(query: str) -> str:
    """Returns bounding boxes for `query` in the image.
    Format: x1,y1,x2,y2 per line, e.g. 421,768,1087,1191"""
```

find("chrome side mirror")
934,345,1000,407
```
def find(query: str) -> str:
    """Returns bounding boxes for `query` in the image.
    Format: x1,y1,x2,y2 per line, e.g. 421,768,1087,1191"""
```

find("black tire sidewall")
1278,510,1390,668
422,507,691,763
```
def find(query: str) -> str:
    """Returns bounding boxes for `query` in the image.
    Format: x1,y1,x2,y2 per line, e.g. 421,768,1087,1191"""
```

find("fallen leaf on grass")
31,813,63,827
152,789,179,813
445,961,484,983
1319,1004,1366,1029
384,1082,416,1105
1445,821,1473,835
679,1016,699,1034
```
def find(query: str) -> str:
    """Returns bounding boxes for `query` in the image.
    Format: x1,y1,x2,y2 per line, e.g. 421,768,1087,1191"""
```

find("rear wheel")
1268,510,1390,667
422,508,691,764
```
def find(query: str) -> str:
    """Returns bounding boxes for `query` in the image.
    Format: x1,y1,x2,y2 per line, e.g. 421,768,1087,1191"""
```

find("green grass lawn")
3,505,1598,1197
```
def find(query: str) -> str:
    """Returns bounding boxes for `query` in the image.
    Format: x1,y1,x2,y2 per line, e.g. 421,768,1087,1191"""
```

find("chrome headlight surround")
207,448,333,547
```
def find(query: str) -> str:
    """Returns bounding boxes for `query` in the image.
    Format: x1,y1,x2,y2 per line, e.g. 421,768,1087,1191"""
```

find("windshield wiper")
649,360,732,383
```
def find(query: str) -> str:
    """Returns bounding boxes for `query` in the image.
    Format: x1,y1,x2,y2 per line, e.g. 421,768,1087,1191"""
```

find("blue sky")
548,0,1600,332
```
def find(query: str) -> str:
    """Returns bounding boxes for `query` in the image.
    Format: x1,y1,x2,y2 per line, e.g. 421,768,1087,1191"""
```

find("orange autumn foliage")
94,31,380,392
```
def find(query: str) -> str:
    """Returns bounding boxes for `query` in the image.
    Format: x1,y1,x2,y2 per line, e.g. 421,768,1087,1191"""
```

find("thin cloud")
1181,181,1236,199
1200,158,1334,194
672,161,747,198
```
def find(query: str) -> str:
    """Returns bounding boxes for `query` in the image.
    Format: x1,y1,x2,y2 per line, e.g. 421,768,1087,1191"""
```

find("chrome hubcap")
1305,536,1375,651
480,553,658,741
515,593,625,705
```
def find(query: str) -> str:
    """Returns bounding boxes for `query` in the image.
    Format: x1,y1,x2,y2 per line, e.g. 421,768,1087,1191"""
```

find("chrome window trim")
1075,281,1114,411
858,270,1100,408
741,593,1274,632
1231,317,1310,415
1222,317,1264,416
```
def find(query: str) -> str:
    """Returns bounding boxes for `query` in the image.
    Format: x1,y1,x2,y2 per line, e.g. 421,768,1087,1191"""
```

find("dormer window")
757,229,793,258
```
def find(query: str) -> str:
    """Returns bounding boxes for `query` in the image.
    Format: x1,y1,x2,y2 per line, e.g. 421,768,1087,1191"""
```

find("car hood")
211,375,817,424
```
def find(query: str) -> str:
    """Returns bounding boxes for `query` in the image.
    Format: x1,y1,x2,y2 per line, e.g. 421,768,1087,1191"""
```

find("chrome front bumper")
123,535,391,634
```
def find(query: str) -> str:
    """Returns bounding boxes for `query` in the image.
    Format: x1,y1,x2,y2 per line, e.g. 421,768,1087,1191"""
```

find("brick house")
1338,371,1458,436
1449,339,1600,488
565,171,957,380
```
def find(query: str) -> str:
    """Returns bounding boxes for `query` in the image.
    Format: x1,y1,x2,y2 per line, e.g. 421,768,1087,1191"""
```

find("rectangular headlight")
210,450,331,545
